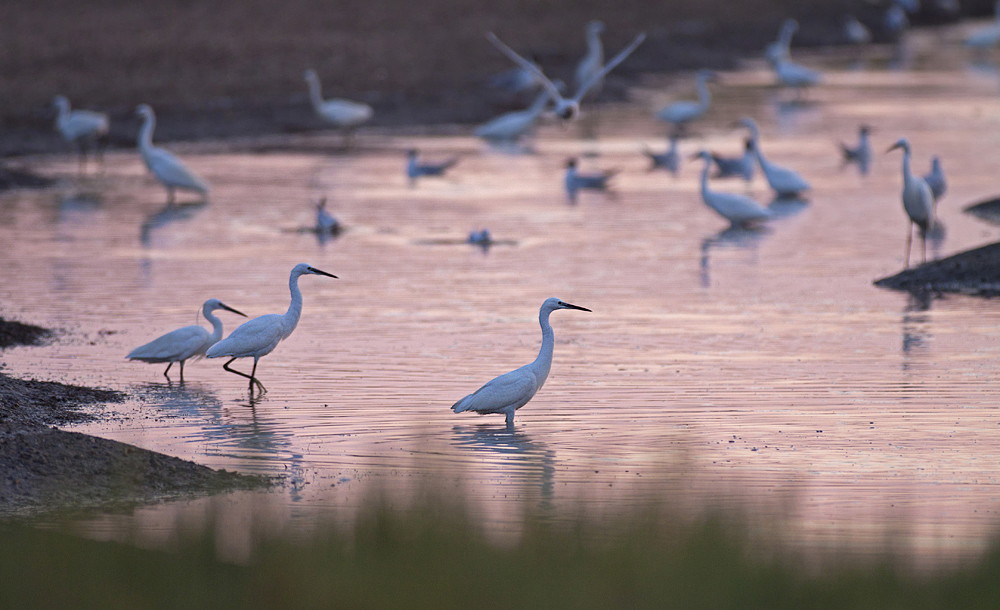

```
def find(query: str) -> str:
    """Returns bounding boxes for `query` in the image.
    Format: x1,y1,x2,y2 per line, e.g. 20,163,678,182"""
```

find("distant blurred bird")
840,125,873,174
52,95,109,174
883,5,910,38
655,70,716,135
923,156,947,202
136,104,209,204
740,117,810,198
467,228,492,246
474,87,556,142
407,149,459,186
575,21,606,100
564,157,617,203
693,151,770,227
304,69,373,144
127,299,246,381
490,54,545,94
711,139,755,182
765,19,799,64
644,135,681,175
844,15,872,44
772,57,822,98
895,0,920,14
486,31,646,121
965,1,1000,50
315,197,341,235
887,138,934,267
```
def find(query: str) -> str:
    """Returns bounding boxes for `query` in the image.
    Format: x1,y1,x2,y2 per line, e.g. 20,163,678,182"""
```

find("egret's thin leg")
921,228,927,264
179,360,185,383
505,410,515,427
249,358,258,392
163,362,173,379
904,221,913,268
167,187,175,206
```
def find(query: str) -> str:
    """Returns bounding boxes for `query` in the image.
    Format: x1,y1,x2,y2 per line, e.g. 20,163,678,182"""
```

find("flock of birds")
47,5,996,426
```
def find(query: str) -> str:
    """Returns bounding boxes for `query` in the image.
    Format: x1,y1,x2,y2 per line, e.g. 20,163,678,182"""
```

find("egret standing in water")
52,95,109,175
315,197,341,235
739,117,810,198
486,31,646,121
303,69,373,144
693,151,770,228
655,70,716,136
887,138,934,267
136,104,209,204
452,298,591,427
127,299,246,381
206,264,337,392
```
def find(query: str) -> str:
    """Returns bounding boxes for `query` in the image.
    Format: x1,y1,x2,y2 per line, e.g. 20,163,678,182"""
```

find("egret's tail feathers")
451,395,472,413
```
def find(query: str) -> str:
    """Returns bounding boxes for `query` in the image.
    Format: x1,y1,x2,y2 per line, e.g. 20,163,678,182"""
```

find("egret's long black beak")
308,267,338,278
563,302,592,312
886,143,902,153
220,303,248,317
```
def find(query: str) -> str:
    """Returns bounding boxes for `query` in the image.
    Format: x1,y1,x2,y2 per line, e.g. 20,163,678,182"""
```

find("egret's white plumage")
765,19,799,64
452,297,591,426
407,149,459,185
316,197,340,234
304,69,373,133
564,157,617,203
486,31,646,121
740,117,810,198
923,156,947,202
887,138,934,267
206,263,337,392
136,104,209,204
844,15,872,44
127,299,246,381
694,151,770,227
490,55,545,94
644,135,681,174
53,95,109,173
474,87,554,142
574,21,605,99
655,70,716,133
772,57,822,95
711,139,755,182
841,125,872,174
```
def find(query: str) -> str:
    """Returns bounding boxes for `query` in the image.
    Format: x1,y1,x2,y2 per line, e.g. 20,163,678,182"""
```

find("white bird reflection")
140,200,209,247
901,292,933,372
699,225,770,288
452,424,556,509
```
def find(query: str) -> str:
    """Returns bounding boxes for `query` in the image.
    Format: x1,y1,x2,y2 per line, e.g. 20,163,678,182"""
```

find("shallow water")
5,28,1000,565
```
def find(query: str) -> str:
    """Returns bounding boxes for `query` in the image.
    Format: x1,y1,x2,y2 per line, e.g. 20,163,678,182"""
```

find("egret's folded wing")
452,368,538,413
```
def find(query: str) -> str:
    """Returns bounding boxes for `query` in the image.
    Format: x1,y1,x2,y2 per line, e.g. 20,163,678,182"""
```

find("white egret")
655,70,716,135
772,57,822,98
206,264,337,392
452,297,591,427
693,151,770,227
644,135,680,175
136,104,209,204
840,125,872,174
711,139,755,182
765,19,799,64
486,31,646,121
883,5,909,37
474,87,554,142
52,95,109,174
303,69,373,142
923,156,947,202
315,197,340,234
887,138,934,267
844,15,872,44
574,21,605,99
739,117,810,198
407,149,459,185
127,299,246,381
564,157,617,204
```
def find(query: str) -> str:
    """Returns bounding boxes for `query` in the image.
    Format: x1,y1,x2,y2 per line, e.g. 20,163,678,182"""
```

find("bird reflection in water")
56,191,102,225
452,424,555,510
767,195,809,220
901,292,933,372
140,200,208,247
700,225,770,288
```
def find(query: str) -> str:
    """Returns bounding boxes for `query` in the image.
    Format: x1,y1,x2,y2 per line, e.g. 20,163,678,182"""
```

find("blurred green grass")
3,501,1000,609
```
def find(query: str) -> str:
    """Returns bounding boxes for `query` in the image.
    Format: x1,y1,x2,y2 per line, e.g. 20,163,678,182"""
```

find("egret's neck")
699,157,712,197
532,307,556,385
587,31,603,62
900,148,913,181
204,309,225,343
55,104,69,126
696,78,711,109
283,272,305,340
138,114,155,151
307,78,324,112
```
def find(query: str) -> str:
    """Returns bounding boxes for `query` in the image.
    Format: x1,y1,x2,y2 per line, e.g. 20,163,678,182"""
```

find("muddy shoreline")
0,321,269,517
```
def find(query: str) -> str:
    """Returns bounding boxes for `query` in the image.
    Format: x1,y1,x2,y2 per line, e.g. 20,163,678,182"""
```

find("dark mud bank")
874,242,1000,297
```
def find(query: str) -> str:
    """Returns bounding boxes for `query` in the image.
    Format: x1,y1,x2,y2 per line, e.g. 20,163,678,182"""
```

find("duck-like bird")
840,125,873,174
406,149,460,186
564,158,617,203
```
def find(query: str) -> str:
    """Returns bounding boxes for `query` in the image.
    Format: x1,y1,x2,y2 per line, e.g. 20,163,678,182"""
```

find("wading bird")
206,264,337,392
840,125,873,174
923,156,947,202
771,57,822,99
711,139,755,182
407,149,459,185
315,197,340,234
655,70,716,135
739,117,810,198
644,135,681,174
765,19,799,64
564,158,617,203
452,297,591,427
693,151,770,227
136,104,209,204
486,30,646,121
887,138,934,267
304,69,373,143
52,95,109,174
127,299,246,381
575,21,606,99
